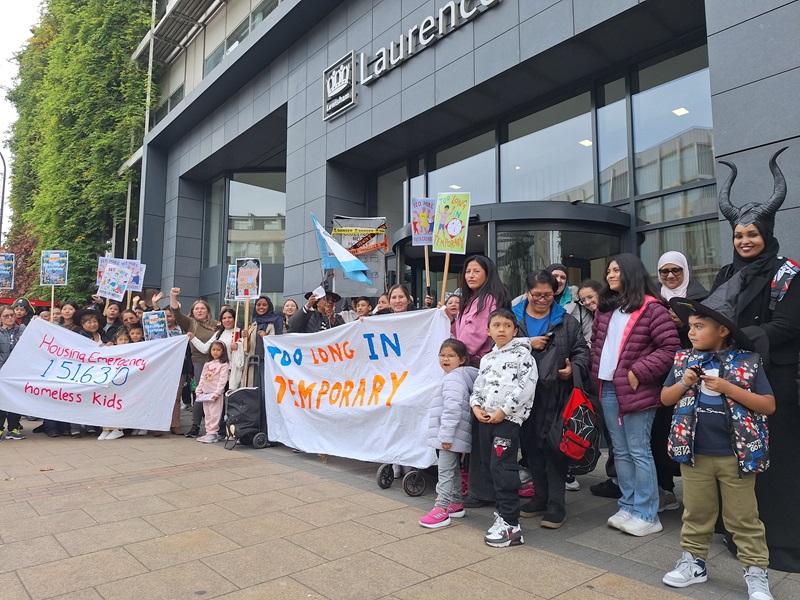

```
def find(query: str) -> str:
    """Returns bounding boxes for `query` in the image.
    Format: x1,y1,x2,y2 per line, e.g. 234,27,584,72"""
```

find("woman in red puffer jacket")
591,253,680,538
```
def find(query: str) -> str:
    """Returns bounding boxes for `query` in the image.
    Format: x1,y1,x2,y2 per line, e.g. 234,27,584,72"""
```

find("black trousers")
0,410,21,432
527,443,568,509
467,415,495,502
478,419,522,525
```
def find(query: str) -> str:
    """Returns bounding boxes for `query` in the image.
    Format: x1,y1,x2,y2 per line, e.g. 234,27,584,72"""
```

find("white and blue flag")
311,213,372,284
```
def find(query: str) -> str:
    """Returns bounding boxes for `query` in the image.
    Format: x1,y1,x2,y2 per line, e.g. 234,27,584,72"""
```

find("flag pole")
424,245,431,301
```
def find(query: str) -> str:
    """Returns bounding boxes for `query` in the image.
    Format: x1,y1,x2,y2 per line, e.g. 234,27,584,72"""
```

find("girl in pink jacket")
195,341,229,444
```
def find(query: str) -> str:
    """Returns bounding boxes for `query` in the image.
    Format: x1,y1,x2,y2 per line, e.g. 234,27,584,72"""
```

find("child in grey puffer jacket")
419,339,478,530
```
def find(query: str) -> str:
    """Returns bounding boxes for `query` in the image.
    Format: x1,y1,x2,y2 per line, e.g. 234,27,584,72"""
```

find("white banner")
0,320,188,429
262,310,451,467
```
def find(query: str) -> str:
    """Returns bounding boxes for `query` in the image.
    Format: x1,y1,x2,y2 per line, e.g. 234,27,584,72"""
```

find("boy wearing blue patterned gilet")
661,297,774,600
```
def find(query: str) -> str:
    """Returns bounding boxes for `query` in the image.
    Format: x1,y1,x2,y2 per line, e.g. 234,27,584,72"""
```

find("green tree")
5,0,150,301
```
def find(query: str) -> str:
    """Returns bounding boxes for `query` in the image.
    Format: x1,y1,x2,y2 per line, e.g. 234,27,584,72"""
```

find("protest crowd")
2,166,800,600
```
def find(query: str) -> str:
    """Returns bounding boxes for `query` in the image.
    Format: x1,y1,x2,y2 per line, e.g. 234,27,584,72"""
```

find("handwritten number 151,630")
40,360,130,386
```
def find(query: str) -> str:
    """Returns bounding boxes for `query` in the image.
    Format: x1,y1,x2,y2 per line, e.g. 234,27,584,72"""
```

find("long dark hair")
207,340,229,364
214,307,237,339
598,253,664,313
58,301,80,326
457,255,511,318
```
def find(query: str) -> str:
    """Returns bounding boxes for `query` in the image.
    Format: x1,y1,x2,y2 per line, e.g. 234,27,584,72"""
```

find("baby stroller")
224,355,270,449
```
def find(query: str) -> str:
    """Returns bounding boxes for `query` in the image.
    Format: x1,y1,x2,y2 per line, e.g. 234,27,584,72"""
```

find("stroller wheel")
402,470,426,496
251,432,270,449
376,463,394,489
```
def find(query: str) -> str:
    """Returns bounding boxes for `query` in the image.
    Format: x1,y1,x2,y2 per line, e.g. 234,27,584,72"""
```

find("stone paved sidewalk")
1,421,796,599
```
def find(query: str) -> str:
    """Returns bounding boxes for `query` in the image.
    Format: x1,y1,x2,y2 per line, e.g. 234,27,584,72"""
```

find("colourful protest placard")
411,198,435,246
0,319,187,430
142,311,170,340
432,193,470,254
261,310,451,466
96,257,114,286
128,261,146,292
40,251,69,286
224,264,237,301
0,253,15,290
97,263,133,302
235,258,261,300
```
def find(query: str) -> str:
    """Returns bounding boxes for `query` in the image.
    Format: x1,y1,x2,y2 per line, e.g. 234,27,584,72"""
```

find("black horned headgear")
717,147,788,237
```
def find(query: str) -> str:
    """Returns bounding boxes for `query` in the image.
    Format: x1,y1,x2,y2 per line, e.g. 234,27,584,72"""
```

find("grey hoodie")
469,338,538,425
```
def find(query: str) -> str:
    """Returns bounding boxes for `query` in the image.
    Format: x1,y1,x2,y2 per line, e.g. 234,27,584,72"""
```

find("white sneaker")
607,509,633,530
106,429,124,440
197,434,219,444
565,477,580,492
658,487,680,512
662,551,707,588
97,430,110,440
135,429,148,436
744,566,773,600
619,515,662,537
484,512,523,547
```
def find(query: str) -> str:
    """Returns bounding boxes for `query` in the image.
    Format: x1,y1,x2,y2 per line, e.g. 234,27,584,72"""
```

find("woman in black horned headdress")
711,147,800,572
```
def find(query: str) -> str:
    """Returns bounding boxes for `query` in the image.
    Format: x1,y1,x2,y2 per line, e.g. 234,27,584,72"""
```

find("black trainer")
590,478,622,499
519,497,548,518
185,425,200,438
541,503,566,529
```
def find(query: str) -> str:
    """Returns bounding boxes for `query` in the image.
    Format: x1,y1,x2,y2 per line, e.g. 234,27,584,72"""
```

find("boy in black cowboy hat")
289,288,342,333
659,294,775,600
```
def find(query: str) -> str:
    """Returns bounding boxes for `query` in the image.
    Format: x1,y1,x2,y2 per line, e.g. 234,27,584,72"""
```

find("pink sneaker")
419,506,451,529
447,502,465,518
518,481,535,497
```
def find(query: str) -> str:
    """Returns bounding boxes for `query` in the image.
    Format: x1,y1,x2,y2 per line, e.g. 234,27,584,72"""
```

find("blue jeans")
600,383,659,522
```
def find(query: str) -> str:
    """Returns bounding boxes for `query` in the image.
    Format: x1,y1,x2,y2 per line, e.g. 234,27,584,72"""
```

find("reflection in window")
252,0,281,28
496,230,619,298
428,132,496,205
225,18,249,55
203,178,225,268
501,94,593,204
639,219,720,290
377,166,406,244
205,42,224,76
598,80,628,203
636,184,717,225
633,47,714,195
227,172,286,268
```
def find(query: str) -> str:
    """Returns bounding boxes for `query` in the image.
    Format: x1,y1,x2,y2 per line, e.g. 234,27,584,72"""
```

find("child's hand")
186,332,195,340
472,406,490,422
487,409,506,424
682,368,700,388
700,375,730,394
441,442,452,450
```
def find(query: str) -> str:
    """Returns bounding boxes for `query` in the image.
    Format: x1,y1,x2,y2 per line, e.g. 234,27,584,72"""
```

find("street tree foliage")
5,0,150,300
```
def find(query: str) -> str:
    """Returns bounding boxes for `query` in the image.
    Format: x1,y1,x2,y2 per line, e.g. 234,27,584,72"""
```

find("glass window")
377,166,406,245
153,102,168,126
252,0,280,28
225,18,250,55
227,172,286,271
169,85,184,110
205,42,224,76
597,79,629,203
428,132,496,205
633,46,714,195
501,94,593,204
496,230,620,299
639,219,721,290
636,184,717,226
203,178,225,268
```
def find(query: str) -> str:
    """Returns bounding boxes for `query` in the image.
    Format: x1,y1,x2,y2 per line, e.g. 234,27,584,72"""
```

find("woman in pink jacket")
591,254,679,537
455,255,512,509
453,256,511,366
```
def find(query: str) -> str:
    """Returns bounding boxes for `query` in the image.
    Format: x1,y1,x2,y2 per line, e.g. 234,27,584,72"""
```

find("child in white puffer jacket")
419,339,478,529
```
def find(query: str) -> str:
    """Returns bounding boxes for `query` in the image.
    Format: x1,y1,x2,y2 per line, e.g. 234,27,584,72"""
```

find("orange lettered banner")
261,310,451,466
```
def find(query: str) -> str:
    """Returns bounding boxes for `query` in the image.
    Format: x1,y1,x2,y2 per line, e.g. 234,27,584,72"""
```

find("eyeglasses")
658,267,684,277
528,292,554,301
578,294,598,305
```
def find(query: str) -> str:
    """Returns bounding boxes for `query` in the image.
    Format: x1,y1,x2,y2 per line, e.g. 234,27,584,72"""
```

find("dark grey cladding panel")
519,0,574,62
573,0,638,34
520,0,560,21
704,0,795,35
707,2,800,95
711,68,800,156
373,0,402,38
475,27,519,84
713,145,800,212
